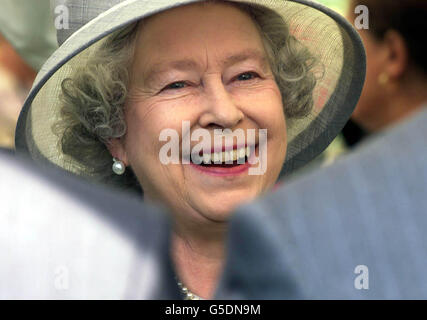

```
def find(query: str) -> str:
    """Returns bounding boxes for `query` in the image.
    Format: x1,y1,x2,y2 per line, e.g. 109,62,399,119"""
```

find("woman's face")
347,2,389,131
116,2,287,224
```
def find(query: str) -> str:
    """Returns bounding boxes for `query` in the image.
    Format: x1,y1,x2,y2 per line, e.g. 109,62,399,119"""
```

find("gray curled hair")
55,1,319,192
55,22,141,192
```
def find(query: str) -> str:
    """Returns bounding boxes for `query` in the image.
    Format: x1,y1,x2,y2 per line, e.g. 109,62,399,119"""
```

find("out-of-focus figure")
0,34,35,149
308,0,427,169
0,150,178,299
348,0,427,133
0,0,57,149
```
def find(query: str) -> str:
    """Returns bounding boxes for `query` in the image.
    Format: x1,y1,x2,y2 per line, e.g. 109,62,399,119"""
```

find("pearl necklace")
176,280,203,300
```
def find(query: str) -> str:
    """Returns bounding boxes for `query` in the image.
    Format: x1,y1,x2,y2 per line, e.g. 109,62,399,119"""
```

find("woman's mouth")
189,145,255,176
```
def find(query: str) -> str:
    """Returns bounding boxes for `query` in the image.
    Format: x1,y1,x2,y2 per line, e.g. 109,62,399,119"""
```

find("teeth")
203,153,211,164
230,150,235,161
195,147,251,164
213,152,221,163
224,150,234,162
232,150,238,161
224,151,230,162
239,148,245,159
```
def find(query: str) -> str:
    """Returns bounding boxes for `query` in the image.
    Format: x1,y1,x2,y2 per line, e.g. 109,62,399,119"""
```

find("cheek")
361,33,383,83
128,94,203,127
123,97,200,161
354,58,383,118
123,102,165,168
240,85,285,131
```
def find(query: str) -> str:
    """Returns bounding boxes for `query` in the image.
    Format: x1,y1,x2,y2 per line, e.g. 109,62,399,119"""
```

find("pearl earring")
378,73,389,86
112,158,125,175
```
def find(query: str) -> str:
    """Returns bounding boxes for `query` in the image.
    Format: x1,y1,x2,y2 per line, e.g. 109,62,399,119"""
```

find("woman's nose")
198,79,244,129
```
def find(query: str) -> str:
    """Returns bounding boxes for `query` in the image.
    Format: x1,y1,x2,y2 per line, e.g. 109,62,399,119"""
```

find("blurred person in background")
0,35,35,149
292,0,363,169
0,0,57,149
305,0,427,169
348,0,427,133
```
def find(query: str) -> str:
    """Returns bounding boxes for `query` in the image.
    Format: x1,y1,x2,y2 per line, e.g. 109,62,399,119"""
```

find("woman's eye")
236,72,259,81
162,81,187,91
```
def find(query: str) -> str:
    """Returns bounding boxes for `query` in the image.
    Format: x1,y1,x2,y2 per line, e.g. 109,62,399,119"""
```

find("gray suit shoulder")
218,108,427,299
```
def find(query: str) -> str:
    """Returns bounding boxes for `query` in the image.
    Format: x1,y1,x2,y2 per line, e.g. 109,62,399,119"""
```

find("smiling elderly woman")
16,0,366,299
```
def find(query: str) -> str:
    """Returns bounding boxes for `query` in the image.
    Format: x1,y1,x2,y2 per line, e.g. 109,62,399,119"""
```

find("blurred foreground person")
348,0,427,133
217,107,427,299
0,150,179,299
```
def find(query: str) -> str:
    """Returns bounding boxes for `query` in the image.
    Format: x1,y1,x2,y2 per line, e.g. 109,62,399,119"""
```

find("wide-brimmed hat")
15,0,366,185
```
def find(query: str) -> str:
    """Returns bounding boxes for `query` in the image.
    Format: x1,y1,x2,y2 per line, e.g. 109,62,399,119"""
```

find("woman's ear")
106,138,129,166
383,30,409,80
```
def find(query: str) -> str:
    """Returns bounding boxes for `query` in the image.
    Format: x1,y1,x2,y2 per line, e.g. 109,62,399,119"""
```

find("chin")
192,188,261,222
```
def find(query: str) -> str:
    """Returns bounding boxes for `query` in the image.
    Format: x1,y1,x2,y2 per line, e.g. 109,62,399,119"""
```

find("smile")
159,121,267,175
189,145,256,177
191,145,251,165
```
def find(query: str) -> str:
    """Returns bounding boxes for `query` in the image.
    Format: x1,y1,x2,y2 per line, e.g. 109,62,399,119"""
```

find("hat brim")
15,0,365,180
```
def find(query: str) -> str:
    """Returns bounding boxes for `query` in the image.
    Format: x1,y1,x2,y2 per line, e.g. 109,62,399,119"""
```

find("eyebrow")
221,49,270,70
143,49,270,84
